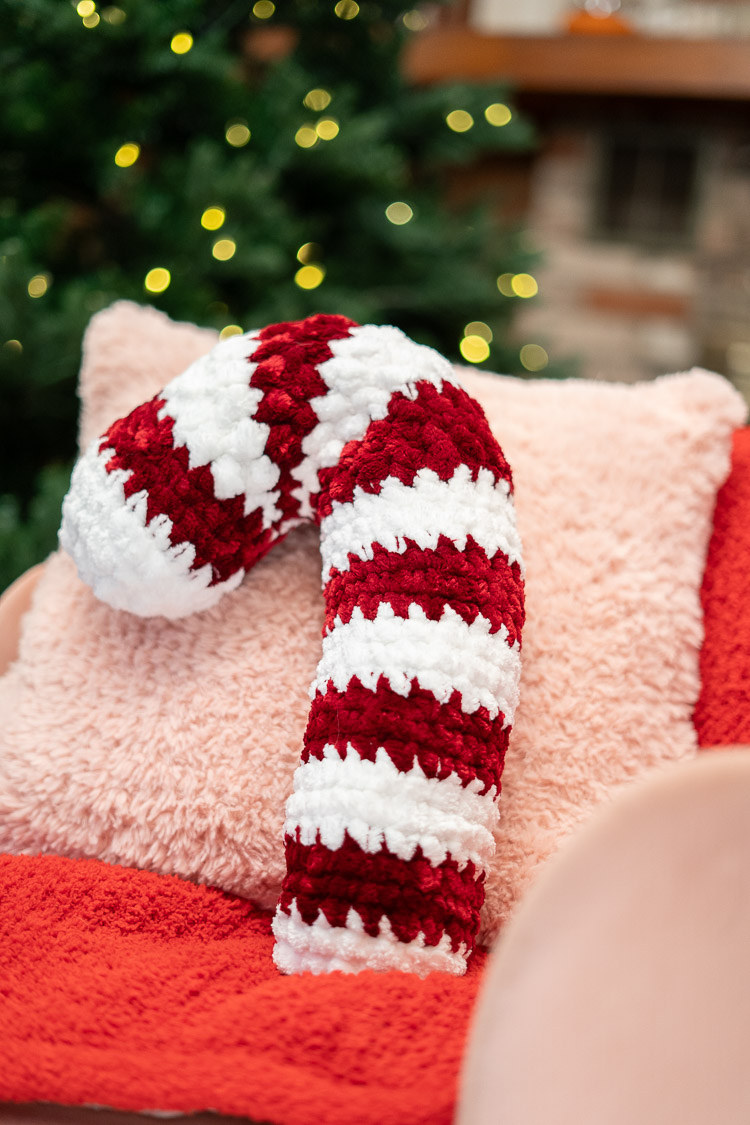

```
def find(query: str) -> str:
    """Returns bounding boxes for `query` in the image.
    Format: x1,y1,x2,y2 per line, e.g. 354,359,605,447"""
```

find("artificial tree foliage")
0,0,541,590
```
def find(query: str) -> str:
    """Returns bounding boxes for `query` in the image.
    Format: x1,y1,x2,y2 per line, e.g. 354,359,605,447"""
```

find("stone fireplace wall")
512,119,750,399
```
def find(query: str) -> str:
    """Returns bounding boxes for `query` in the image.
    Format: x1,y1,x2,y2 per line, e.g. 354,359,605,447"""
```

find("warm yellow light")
464,320,493,343
297,242,322,263
511,273,539,299
295,264,325,290
102,6,126,23
385,201,413,225
144,268,171,293
496,272,515,297
27,274,49,298
170,31,193,54
3,339,22,353
212,238,236,261
520,344,549,372
253,0,275,16
403,9,429,30
82,12,100,26
304,88,331,111
225,122,251,147
220,324,244,340
460,335,490,364
76,0,95,16
316,117,339,140
295,126,318,149
446,110,474,133
485,103,512,127
201,206,226,231
114,142,140,167
334,0,360,18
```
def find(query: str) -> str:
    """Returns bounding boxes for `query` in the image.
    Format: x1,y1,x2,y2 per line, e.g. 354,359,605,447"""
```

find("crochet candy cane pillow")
60,314,525,976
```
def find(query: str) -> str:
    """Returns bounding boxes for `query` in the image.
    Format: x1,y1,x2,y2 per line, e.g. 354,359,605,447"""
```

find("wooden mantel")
404,28,750,100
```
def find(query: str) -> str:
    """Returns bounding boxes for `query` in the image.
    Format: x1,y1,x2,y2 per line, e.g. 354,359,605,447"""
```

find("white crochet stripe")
157,330,282,528
312,602,521,723
285,744,498,869
320,464,523,582
290,324,461,518
59,445,243,618
272,900,467,976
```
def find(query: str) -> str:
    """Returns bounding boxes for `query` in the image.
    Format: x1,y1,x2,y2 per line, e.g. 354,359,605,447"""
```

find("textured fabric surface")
0,303,745,943
60,312,525,975
0,853,485,1124
694,428,750,747
0,306,323,914
460,366,746,931
1,443,750,1123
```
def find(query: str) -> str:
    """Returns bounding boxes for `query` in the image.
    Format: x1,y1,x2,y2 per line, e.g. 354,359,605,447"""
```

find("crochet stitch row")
60,314,525,975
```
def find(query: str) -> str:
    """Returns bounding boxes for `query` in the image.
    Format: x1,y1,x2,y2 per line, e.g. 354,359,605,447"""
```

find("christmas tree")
0,0,540,590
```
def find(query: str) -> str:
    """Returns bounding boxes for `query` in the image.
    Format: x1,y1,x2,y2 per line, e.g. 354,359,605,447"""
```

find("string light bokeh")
201,207,226,231
1,0,552,593
316,118,339,140
485,103,512,127
385,202,413,225
114,143,140,167
520,344,549,371
170,31,193,54
13,12,542,380
294,126,318,149
144,268,171,293
334,0,360,19
212,239,236,261
225,121,251,147
253,1,275,18
304,89,332,111
497,272,540,299
297,243,322,263
295,265,325,290
446,110,474,133
27,275,50,299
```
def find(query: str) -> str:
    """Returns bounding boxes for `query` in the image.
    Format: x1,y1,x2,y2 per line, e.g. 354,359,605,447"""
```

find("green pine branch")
0,0,564,591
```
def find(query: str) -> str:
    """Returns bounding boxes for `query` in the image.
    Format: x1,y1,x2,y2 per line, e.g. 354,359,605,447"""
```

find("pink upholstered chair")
458,748,750,1125
3,568,750,1124
1,304,748,1122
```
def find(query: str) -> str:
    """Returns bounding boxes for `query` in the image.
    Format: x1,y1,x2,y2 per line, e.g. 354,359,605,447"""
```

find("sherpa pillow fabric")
461,366,745,929
0,303,745,941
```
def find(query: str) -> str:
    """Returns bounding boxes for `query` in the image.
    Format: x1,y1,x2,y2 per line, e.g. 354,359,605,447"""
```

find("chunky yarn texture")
60,314,525,975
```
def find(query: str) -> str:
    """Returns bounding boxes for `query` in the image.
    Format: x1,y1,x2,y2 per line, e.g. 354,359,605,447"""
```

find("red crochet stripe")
302,678,509,795
102,315,355,585
280,834,484,952
97,316,521,971
102,398,273,583
316,381,513,521
249,315,355,526
324,537,524,642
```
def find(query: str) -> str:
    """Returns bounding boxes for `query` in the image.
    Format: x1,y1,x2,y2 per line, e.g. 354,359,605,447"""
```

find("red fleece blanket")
1,431,749,1123
694,429,750,746
0,853,485,1123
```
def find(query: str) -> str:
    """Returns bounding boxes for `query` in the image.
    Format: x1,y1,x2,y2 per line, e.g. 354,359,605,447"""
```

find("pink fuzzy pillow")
0,303,744,940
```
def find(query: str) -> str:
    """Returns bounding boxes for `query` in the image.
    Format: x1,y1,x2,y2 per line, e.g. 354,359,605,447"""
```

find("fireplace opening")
595,128,702,247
